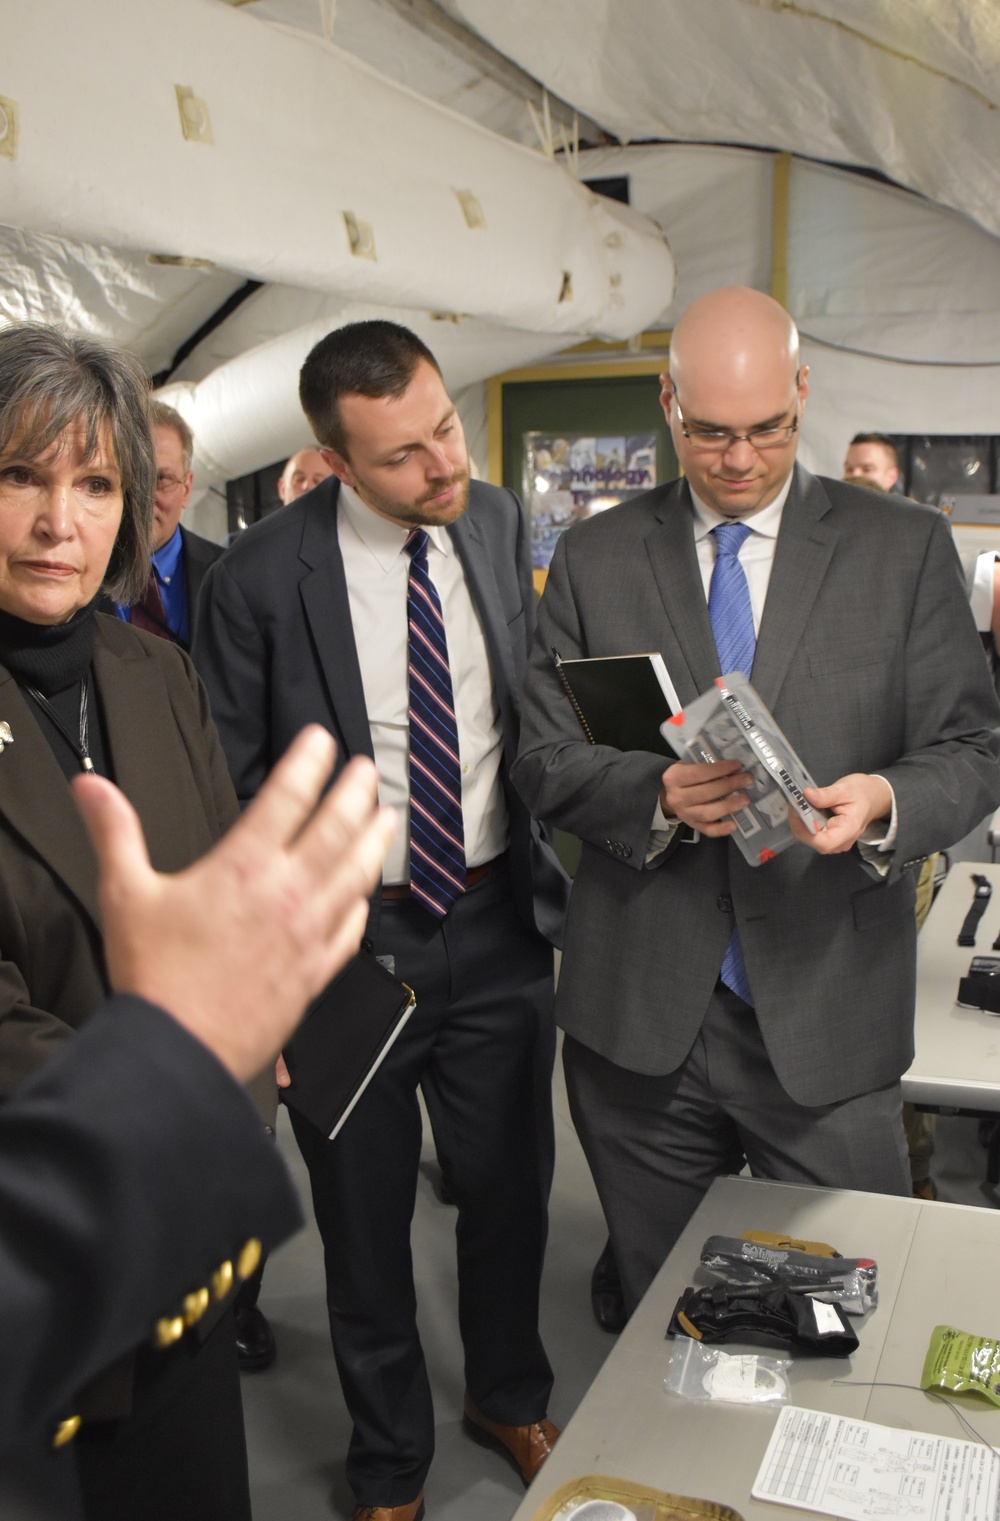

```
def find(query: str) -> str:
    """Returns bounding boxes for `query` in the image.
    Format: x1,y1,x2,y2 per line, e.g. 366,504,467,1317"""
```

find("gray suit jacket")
195,476,570,948
512,466,1000,1105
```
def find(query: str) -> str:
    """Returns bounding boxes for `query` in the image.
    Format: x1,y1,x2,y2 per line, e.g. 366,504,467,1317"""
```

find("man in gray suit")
513,286,1000,1315
195,321,569,1521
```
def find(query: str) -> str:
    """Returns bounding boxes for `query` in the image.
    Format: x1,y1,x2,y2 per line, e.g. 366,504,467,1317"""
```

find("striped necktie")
404,528,466,917
707,520,755,1006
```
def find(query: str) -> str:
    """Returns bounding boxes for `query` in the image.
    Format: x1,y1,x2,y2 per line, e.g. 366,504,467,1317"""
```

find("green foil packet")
921,1324,1000,1406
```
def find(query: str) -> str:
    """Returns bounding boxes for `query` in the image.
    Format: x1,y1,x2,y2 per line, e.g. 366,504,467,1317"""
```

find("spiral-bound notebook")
280,951,416,1138
552,648,682,756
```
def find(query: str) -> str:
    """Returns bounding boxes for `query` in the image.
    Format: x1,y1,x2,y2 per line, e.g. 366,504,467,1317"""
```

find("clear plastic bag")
699,1234,877,1315
663,1338,791,1404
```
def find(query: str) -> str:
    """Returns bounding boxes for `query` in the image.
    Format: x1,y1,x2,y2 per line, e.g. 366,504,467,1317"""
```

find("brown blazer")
0,613,267,1108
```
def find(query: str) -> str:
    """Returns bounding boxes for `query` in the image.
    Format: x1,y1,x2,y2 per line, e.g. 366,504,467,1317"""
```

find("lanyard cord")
25,678,94,773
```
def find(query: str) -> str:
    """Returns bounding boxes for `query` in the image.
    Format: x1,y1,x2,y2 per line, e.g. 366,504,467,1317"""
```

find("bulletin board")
486,355,675,873
486,357,677,594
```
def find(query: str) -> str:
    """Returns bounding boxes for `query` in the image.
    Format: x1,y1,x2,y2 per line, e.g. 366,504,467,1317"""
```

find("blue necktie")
707,521,755,1006
404,529,466,917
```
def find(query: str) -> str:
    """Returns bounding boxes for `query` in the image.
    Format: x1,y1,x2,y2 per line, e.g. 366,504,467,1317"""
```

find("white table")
903,861,1000,1113
513,1175,1000,1521
904,861,1000,1192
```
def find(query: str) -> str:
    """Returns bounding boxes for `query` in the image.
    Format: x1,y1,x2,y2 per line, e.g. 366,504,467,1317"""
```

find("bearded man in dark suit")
195,321,570,1521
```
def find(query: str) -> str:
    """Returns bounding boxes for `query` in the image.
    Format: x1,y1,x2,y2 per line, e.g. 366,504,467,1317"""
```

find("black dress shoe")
235,1304,276,1371
590,1237,627,1334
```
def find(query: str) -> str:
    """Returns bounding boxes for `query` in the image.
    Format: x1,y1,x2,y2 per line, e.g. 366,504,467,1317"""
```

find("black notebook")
280,951,416,1139
553,649,682,757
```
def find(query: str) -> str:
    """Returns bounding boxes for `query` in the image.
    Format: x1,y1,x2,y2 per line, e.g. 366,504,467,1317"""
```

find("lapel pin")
0,722,12,752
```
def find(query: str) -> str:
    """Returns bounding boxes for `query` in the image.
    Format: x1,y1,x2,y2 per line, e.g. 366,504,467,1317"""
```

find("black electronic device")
957,954,1000,1014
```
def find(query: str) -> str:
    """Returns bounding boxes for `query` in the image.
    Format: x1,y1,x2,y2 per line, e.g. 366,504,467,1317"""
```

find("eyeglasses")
155,471,188,494
674,398,800,453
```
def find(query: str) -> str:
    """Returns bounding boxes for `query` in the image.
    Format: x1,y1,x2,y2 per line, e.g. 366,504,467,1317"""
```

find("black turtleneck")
0,601,110,780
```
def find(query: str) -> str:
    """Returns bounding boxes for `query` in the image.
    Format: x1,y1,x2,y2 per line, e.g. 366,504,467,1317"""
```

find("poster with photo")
523,431,657,568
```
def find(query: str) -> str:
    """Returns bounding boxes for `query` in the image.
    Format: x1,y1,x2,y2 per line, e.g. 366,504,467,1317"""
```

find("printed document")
752,1405,999,1521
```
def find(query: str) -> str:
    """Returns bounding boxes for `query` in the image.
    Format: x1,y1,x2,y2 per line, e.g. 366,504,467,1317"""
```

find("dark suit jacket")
0,996,301,1456
194,477,569,947
179,526,224,648
0,617,279,1515
512,467,1000,1104
0,614,240,1098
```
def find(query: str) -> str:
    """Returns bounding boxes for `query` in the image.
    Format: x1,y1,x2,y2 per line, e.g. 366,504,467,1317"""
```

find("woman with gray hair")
0,323,266,1521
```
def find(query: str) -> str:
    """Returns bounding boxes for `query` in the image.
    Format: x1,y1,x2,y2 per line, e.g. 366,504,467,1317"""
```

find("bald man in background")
276,447,333,504
513,286,1000,1312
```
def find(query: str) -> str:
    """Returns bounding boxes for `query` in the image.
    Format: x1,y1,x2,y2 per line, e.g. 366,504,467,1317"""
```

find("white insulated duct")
1,0,674,342
157,305,567,485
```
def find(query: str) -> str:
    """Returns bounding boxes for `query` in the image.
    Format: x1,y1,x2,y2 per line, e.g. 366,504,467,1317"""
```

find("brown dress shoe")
351,1499,424,1521
462,1393,559,1487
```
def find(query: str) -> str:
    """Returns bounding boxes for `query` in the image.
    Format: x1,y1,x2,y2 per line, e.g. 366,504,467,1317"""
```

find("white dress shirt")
649,473,896,865
971,551,997,633
337,483,508,885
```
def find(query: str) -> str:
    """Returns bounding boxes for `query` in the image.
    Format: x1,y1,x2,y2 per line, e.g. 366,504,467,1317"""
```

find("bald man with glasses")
513,286,1000,1315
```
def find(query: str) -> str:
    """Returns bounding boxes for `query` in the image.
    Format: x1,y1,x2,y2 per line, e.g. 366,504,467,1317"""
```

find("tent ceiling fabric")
579,145,1000,365
244,0,561,148
796,335,1000,485
444,0,1000,242
5,0,1000,499
0,223,247,378
3,0,673,343
158,304,564,482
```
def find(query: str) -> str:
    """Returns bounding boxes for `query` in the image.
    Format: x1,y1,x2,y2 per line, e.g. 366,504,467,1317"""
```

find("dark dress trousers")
0,614,271,1521
513,467,1000,1302
0,997,302,1521
195,476,571,1506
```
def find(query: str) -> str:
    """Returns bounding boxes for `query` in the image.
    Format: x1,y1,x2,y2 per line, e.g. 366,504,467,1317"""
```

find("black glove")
667,1282,859,1357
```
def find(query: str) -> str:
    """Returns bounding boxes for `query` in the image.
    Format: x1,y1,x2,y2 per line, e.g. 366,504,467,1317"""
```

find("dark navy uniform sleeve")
0,995,302,1453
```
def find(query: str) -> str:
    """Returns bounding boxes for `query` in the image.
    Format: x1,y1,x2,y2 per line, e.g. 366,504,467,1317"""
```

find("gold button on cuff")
211,1260,234,1300
52,1415,81,1449
183,1287,211,1326
236,1238,262,1282
153,1315,185,1348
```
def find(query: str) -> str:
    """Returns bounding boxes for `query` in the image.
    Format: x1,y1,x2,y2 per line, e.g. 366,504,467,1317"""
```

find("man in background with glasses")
116,401,222,651
513,285,1000,1316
